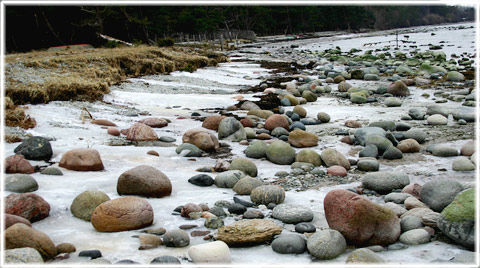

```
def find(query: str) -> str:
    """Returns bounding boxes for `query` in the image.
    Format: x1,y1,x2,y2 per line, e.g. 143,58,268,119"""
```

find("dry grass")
4,45,228,128
5,45,228,105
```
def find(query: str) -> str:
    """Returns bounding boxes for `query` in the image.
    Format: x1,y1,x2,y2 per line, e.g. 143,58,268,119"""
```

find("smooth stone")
272,204,314,224
382,146,403,160
404,129,427,144
244,141,268,159
354,127,386,146
317,112,331,123
427,114,448,125
362,171,410,193
188,174,214,187
40,167,63,176
345,248,386,263
163,229,190,247
5,223,56,261
233,177,263,195
216,219,282,246
4,247,44,264
266,141,296,165
233,196,255,207
408,108,425,120
359,144,379,158
250,185,285,205
384,97,402,107
14,136,53,161
295,222,316,233
215,170,246,188
432,145,458,157
243,210,264,219
117,165,172,198
357,159,379,172
452,157,475,171
384,193,412,204
207,207,226,218
5,174,38,193
401,215,423,233
271,234,307,254
229,158,257,177
399,229,431,245
218,117,247,142
79,249,102,259
384,202,407,217
228,203,247,214
175,143,203,157
5,193,50,223
307,229,346,260
70,190,110,221
188,241,231,264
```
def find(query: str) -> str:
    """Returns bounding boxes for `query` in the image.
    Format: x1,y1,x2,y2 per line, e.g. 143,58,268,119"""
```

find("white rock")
399,229,431,245
427,114,448,125
188,241,231,264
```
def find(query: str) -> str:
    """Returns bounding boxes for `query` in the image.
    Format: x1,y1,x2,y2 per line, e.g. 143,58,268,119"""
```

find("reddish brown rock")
240,118,253,128
5,155,34,174
216,219,282,246
401,183,422,200
120,129,129,135
138,118,168,128
91,196,154,232
147,150,159,156
181,203,203,219
327,165,348,177
202,116,227,131
107,127,120,136
5,223,57,261
182,128,219,152
5,193,50,223
257,133,271,140
401,79,415,86
265,114,289,131
345,120,362,128
288,129,318,148
117,165,172,198
91,119,116,127
324,189,400,246
5,213,32,229
387,80,410,97
397,139,420,153
127,122,158,141
191,230,211,237
340,136,353,145
59,148,104,171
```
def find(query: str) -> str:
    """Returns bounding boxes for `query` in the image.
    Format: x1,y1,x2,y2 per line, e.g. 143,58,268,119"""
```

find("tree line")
5,5,475,52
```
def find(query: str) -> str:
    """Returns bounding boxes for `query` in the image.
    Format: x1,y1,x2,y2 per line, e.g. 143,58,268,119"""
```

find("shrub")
157,38,174,47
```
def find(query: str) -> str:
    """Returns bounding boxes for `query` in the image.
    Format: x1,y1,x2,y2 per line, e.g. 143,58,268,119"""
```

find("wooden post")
220,34,224,51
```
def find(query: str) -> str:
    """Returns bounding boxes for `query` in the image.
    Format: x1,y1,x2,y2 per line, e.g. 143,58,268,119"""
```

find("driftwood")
99,33,132,46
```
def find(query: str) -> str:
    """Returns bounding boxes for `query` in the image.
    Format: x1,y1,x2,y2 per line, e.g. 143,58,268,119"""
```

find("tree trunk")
39,8,64,45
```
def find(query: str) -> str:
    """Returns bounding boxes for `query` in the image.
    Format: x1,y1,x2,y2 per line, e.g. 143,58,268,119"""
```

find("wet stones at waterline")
117,165,172,198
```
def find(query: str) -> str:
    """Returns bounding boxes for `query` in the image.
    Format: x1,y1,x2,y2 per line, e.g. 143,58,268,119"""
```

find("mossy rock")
441,188,475,222
295,149,322,166
229,158,258,177
350,92,367,104
70,190,110,221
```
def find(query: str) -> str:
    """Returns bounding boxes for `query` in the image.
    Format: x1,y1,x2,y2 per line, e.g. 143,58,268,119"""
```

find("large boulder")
59,148,104,171
387,80,410,96
14,136,53,161
70,190,111,221
288,129,318,148
250,185,285,205
307,229,346,260
320,148,350,169
5,193,50,223
272,204,314,224
265,114,289,131
188,241,231,264
354,127,386,146
228,158,257,177
216,219,282,246
91,196,154,232
362,171,410,193
5,174,38,193
420,179,463,212
126,122,158,141
324,189,401,246
244,141,268,159
5,155,34,174
295,149,322,166
437,189,475,249
5,223,57,261
218,117,247,142
117,165,172,198
183,128,219,152
202,115,226,131
266,141,296,165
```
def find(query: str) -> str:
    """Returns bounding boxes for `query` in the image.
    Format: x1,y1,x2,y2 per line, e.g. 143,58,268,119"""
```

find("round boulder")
399,229,431,245
59,148,104,171
5,155,34,174
5,223,57,261
4,247,44,264
346,248,385,263
250,185,285,205
265,114,289,131
272,203,314,224
117,165,172,198
397,139,420,153
295,149,322,166
5,213,32,229
91,196,154,232
420,179,463,212
387,80,410,96
5,174,38,193
126,122,158,141
233,176,263,195
244,140,268,159
183,128,219,152
320,148,350,169
324,189,400,246
266,141,296,165
202,115,227,131
288,129,318,148
427,114,448,125
138,117,168,128
229,158,257,177
5,193,50,223
163,229,190,247
215,170,246,188
14,136,53,161
271,234,306,254
218,117,247,142
307,229,346,260
362,171,410,193
70,190,110,221
188,241,231,263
